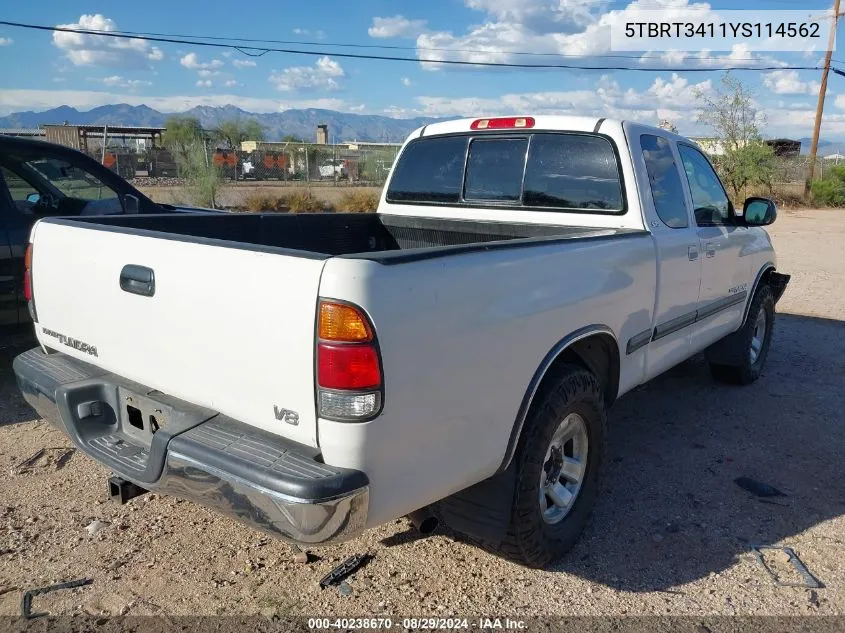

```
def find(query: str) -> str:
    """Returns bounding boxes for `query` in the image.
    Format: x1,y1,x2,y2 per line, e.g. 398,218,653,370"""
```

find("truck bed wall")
60,213,611,257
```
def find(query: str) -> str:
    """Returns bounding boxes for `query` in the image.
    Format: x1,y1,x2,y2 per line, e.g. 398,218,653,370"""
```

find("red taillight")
23,270,32,302
316,299,383,420
23,244,33,303
317,343,381,390
471,117,535,130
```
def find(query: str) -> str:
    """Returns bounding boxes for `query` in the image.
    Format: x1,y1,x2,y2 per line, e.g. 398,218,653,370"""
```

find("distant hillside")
0,104,443,143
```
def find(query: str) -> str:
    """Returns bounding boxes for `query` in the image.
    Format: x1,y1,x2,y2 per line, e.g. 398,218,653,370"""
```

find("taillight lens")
316,300,382,421
318,344,381,389
24,244,36,320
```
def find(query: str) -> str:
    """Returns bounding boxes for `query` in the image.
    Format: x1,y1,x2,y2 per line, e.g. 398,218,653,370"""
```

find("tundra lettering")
40,328,98,357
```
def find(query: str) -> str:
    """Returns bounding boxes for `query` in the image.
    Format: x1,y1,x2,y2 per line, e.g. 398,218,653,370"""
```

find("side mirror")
742,197,777,226
124,194,140,214
26,192,40,204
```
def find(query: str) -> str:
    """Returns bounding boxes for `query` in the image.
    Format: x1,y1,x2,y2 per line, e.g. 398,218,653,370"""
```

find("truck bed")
55,212,640,262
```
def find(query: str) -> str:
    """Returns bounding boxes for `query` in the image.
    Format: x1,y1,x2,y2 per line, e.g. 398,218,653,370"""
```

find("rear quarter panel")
318,235,656,527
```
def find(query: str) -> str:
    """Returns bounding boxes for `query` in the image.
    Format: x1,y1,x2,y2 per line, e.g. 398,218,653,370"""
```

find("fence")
86,142,402,187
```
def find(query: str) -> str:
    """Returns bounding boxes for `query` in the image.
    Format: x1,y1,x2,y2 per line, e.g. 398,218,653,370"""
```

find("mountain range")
1,104,841,151
0,104,443,143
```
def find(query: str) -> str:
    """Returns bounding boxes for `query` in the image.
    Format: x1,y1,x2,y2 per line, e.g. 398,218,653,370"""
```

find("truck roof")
415,116,685,142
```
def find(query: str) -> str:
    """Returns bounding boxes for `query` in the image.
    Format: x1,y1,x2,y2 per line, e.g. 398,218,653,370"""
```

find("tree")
162,115,221,208
281,134,303,143
694,73,764,152
715,142,776,199
214,119,265,151
694,73,775,199
162,116,204,165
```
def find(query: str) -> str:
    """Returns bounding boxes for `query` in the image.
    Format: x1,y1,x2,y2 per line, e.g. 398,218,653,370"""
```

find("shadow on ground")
550,313,845,591
0,329,37,426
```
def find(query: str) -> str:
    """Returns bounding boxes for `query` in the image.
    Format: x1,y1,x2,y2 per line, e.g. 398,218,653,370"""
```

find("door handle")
705,242,717,258
119,265,155,297
688,246,699,261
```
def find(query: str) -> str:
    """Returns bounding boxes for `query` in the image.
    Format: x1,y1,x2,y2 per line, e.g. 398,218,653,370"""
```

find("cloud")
401,77,412,87
0,89,361,116
763,70,821,95
268,56,344,91
0,37,13,46
197,69,220,78
293,28,327,39
369,16,428,39
411,0,779,71
233,59,257,68
52,14,163,68
180,52,224,70
196,79,213,88
224,80,242,87
93,75,153,89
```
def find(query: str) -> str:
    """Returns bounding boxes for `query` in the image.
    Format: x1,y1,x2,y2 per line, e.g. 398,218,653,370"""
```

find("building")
0,128,46,140
42,124,166,153
316,124,329,145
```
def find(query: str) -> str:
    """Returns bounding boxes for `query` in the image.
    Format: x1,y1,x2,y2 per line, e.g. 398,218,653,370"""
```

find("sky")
1,0,844,139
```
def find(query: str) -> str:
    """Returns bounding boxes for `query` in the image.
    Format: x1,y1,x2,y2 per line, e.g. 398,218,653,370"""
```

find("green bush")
243,192,286,212
811,165,845,206
337,189,380,213
284,189,329,213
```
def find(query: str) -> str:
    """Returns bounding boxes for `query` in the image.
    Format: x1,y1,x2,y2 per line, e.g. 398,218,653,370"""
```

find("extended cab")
14,117,789,567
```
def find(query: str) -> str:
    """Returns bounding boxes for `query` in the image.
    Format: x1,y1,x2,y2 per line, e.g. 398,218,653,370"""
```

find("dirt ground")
0,209,843,620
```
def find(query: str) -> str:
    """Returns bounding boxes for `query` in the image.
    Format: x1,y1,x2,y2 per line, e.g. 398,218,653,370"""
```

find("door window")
677,145,731,226
640,135,689,228
1,154,124,216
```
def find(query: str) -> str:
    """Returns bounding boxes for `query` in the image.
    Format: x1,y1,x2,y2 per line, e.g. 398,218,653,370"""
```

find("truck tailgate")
30,219,325,447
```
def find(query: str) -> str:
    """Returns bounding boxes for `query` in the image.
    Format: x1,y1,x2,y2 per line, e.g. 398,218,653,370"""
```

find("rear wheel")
710,285,775,385
495,365,606,568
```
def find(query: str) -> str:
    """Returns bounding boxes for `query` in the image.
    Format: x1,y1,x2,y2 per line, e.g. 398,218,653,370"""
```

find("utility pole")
806,0,841,198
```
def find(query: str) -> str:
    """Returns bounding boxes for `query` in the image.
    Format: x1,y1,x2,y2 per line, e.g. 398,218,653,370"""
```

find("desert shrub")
811,165,845,206
243,192,286,212
337,189,380,213
284,189,329,213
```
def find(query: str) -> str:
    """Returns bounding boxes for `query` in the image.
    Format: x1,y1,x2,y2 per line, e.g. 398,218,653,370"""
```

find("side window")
640,135,689,228
4,154,124,216
463,138,528,202
1,166,39,202
677,144,731,226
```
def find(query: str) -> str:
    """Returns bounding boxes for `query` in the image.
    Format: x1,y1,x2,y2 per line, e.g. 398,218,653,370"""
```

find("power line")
109,27,778,62
0,20,827,72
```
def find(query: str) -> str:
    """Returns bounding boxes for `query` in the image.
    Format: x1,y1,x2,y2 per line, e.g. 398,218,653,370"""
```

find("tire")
710,284,775,385
494,365,606,568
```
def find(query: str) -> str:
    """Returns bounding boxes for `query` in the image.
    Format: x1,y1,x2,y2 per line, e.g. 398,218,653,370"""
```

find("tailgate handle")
120,265,155,297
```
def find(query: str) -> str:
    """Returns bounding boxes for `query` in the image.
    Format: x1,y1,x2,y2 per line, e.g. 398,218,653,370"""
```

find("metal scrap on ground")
752,546,824,589
21,578,93,620
318,553,372,589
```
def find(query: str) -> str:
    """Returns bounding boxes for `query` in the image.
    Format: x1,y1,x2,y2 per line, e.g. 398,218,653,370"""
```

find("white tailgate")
31,220,324,446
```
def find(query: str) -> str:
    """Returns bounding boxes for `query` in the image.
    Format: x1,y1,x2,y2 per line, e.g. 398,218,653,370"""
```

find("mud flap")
435,464,516,544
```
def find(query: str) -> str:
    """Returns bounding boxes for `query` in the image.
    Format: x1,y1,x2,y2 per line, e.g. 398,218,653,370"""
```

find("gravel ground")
0,208,843,619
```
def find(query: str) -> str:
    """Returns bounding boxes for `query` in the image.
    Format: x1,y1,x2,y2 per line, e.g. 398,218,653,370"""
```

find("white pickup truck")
15,116,789,567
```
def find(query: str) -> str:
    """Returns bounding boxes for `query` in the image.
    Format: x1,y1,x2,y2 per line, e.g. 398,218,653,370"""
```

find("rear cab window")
386,132,624,213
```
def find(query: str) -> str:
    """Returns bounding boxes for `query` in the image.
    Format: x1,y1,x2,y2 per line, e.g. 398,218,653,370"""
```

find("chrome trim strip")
696,291,747,321
653,311,697,341
626,329,652,354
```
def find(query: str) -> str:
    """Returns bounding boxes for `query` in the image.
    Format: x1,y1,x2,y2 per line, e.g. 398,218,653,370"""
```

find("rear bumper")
13,347,368,545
